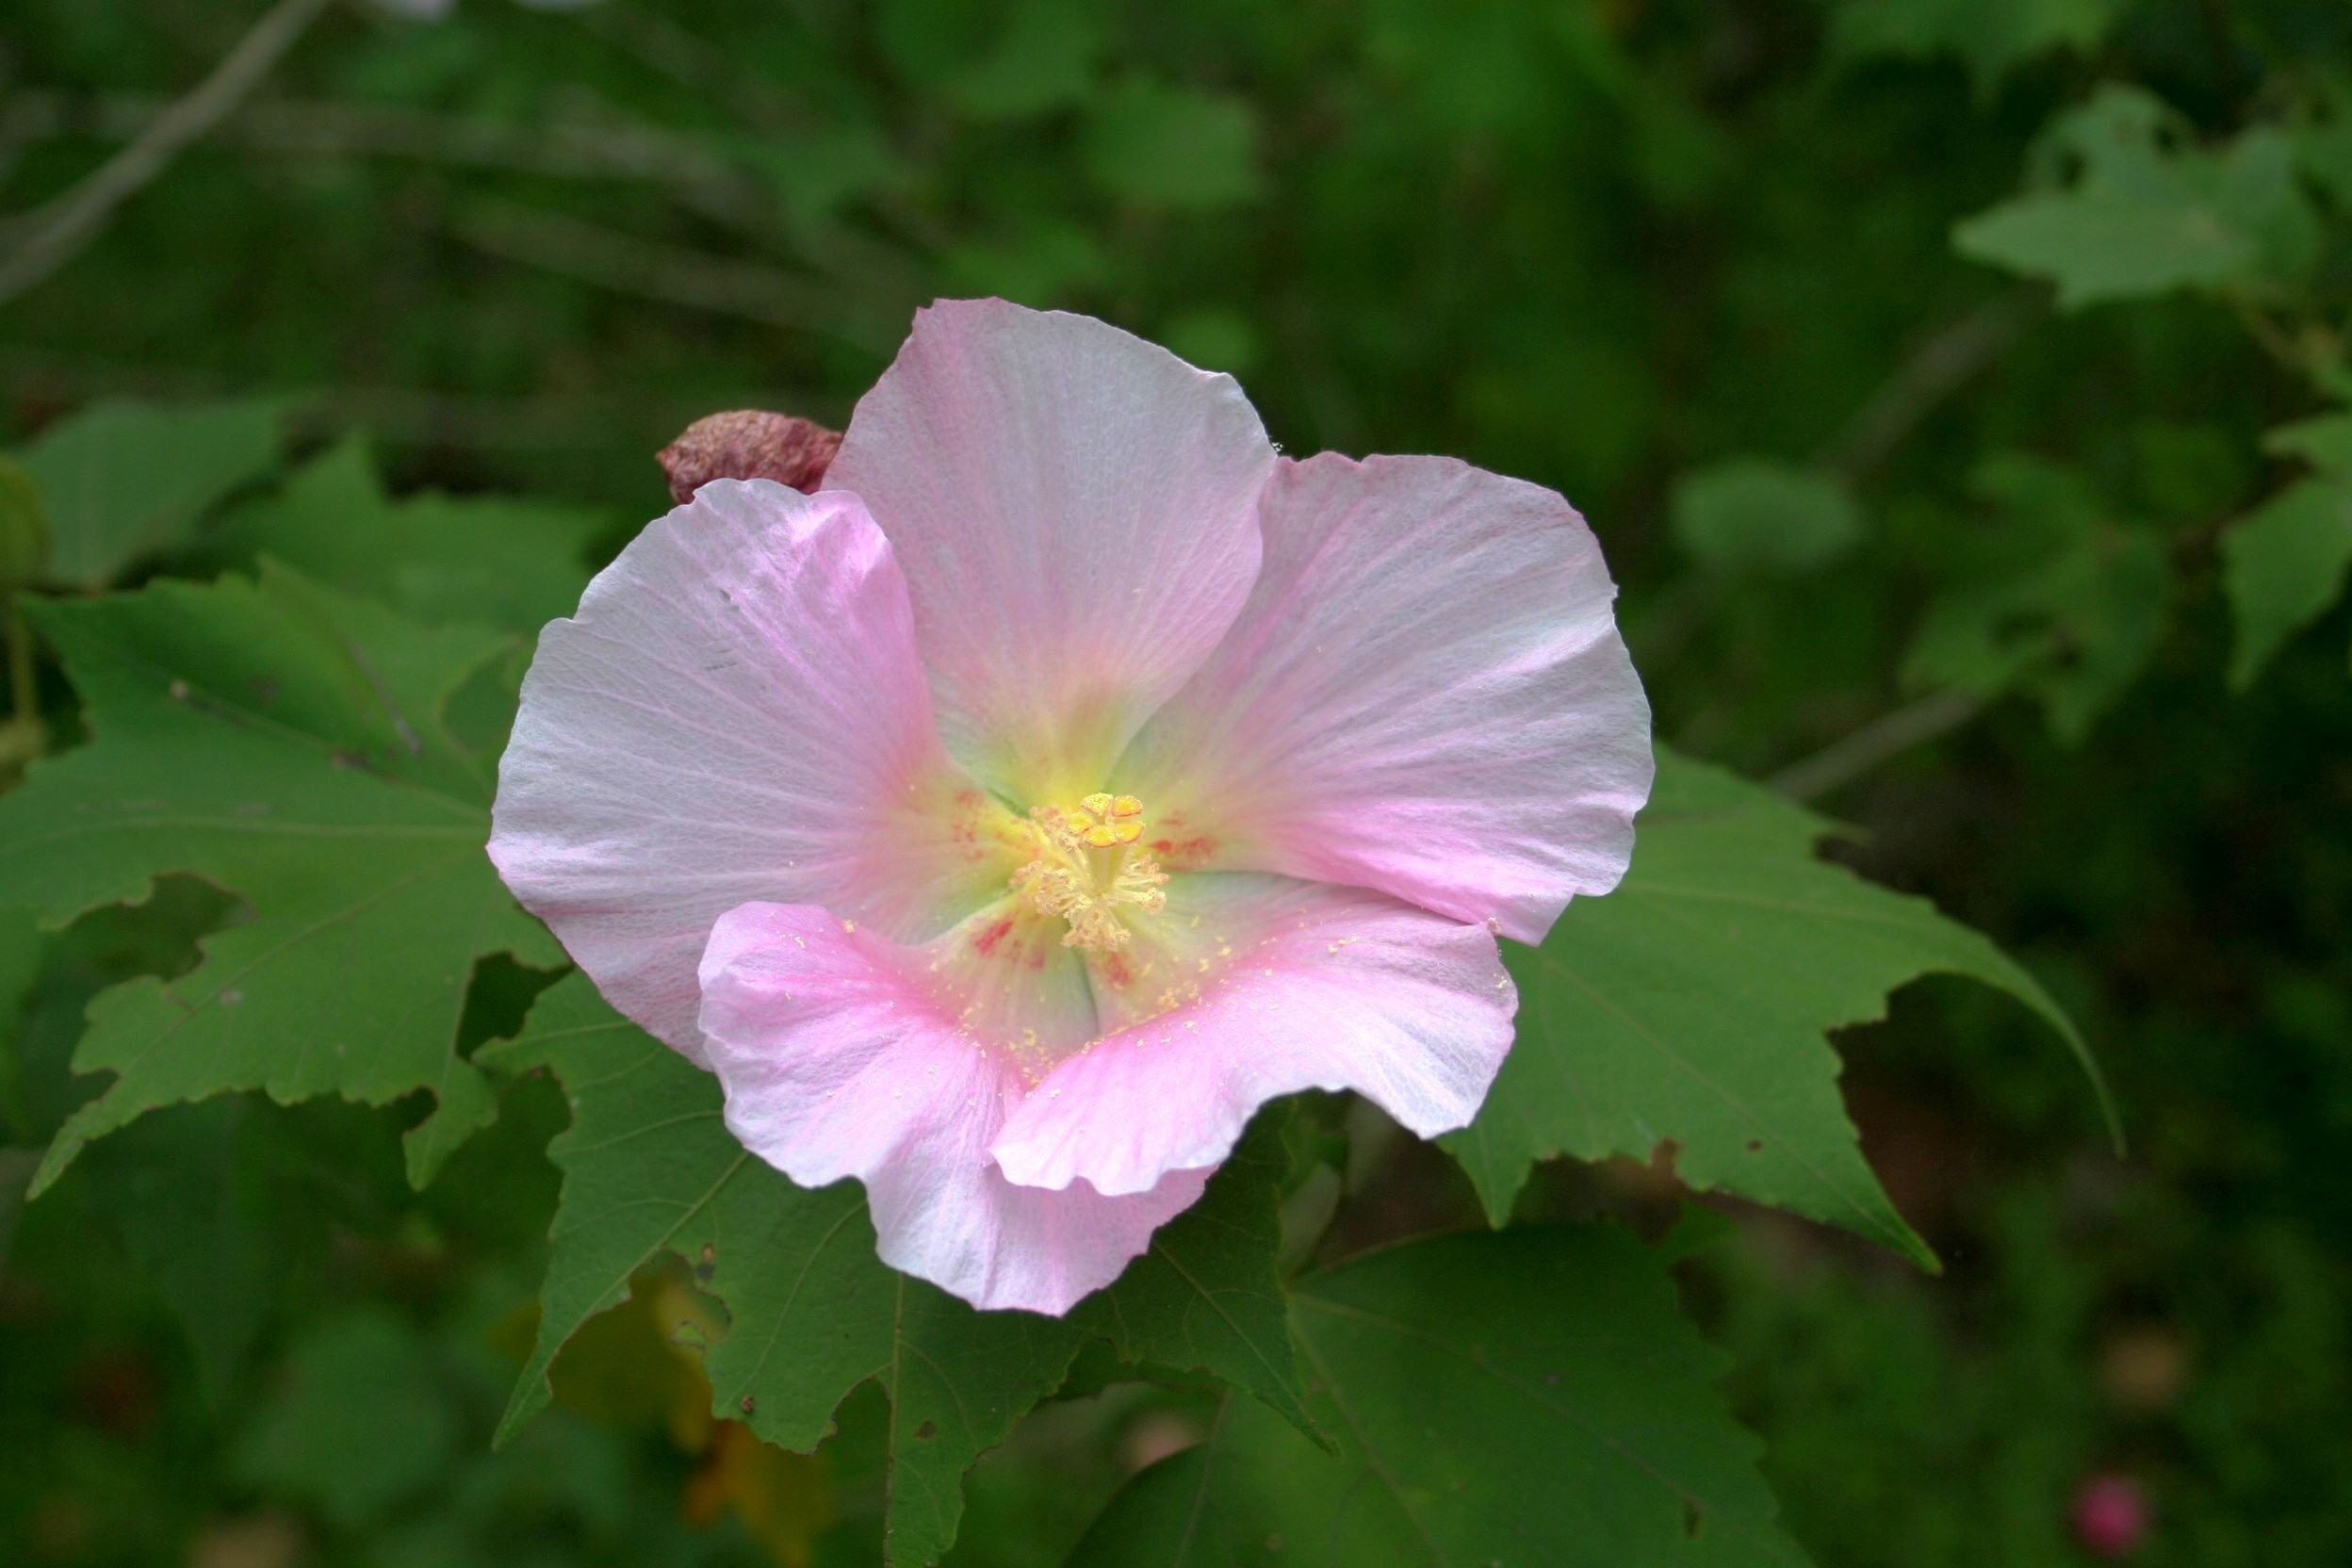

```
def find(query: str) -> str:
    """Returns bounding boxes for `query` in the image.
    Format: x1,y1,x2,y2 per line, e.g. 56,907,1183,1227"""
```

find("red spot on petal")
1152,834,1218,870
972,918,1014,957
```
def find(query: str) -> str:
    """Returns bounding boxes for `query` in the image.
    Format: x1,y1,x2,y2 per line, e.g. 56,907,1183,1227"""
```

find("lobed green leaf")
1827,0,2125,90
0,564,559,1196
482,972,1312,1567
14,398,283,588
1670,459,1864,578
1068,1225,1811,1568
1445,749,2105,1268
1953,85,2314,310
2222,472,2352,689
204,436,612,635
1901,455,2170,745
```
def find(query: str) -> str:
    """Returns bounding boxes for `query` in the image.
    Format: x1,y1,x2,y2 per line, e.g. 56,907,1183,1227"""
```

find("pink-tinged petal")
926,898,1103,1060
699,903,1208,1314
1118,453,1653,944
827,299,1275,800
490,480,1019,1061
993,876,1515,1199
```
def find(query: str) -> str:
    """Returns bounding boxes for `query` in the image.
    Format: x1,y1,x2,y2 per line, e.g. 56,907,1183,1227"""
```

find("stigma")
1010,792,1168,951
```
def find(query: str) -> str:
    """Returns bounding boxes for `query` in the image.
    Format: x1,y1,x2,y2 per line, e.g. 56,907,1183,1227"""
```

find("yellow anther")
1010,792,1168,951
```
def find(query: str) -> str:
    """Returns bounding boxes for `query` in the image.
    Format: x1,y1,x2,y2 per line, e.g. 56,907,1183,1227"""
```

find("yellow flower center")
1010,792,1168,951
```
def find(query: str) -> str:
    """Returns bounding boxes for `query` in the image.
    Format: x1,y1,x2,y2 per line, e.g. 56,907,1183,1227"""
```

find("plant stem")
1,590,41,777
4,595,32,727
1767,687,1986,804
0,0,333,306
1814,291,2037,483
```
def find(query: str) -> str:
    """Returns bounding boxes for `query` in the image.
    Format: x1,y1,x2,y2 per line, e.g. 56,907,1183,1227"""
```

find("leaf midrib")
1514,936,1908,1252
57,604,495,823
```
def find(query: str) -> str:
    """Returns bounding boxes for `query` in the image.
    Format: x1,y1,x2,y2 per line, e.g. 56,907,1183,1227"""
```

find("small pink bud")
2071,1472,2151,1559
658,411,841,504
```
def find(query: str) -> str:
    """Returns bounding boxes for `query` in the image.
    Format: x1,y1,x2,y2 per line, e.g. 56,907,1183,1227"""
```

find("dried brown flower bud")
658,411,842,504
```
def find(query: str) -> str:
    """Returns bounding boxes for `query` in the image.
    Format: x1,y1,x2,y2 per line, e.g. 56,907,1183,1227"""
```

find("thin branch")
1813,291,2038,482
1,590,41,779
568,2,807,139
0,0,334,306
444,197,907,352
5,596,35,726
1766,687,1986,803
4,88,934,304
2229,295,2309,376
4,90,757,197
563,1,954,257
1647,298,2036,778
311,383,841,452
0,341,833,451
1649,293,2036,674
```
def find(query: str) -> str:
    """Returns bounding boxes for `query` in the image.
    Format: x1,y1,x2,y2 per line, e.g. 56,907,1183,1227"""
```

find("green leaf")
1953,86,2314,310
0,905,41,1253
0,565,558,1198
1444,749,2103,1267
80,1097,285,1399
2262,414,2352,474
2221,473,2352,689
1083,79,1262,210
477,971,879,1454
0,904,40,1048
14,398,282,588
1068,1225,1811,1568
1902,456,2169,745
2294,102,2352,214
1827,0,2124,88
1064,1109,1317,1443
482,973,1311,1568
1903,534,2169,744
1670,460,1864,577
948,0,1104,120
944,220,1113,309
1955,190,2248,309
743,124,910,228
204,436,610,634
233,1308,464,1528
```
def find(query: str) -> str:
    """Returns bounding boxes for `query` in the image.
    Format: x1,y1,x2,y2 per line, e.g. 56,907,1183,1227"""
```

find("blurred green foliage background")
3,0,2351,1564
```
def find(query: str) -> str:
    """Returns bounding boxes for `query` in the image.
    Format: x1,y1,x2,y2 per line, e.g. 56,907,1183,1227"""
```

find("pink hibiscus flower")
489,300,1652,1314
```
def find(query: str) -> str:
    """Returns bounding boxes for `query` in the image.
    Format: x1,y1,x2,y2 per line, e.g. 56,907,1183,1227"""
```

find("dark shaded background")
2,1,2349,1564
